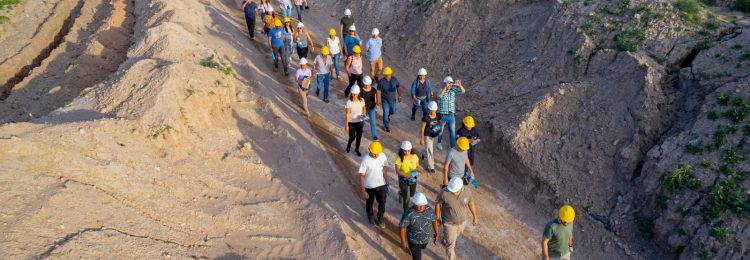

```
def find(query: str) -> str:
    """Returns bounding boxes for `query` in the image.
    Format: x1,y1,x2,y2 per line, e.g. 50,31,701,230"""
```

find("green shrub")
708,110,719,120
0,0,20,10
701,159,712,168
676,0,704,23
711,221,727,242
737,0,750,13
707,176,750,218
722,147,744,164
0,16,8,24
742,52,750,61
614,29,646,52
732,44,744,50
685,143,704,154
717,93,731,105
726,107,749,123
199,55,232,76
705,20,720,30
664,164,697,193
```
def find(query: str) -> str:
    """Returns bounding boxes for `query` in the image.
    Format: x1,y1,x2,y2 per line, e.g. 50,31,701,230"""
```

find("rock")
241,142,253,153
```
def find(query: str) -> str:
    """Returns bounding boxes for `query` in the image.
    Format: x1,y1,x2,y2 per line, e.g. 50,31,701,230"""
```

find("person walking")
259,0,272,20
420,101,441,174
436,177,478,260
365,28,383,81
340,8,354,38
358,141,389,228
410,68,433,121
377,66,400,132
295,58,312,116
395,141,420,211
262,7,275,36
294,22,313,59
312,46,333,103
542,205,575,260
278,0,292,19
283,18,295,67
436,76,466,150
442,137,474,187
294,0,307,21
268,18,289,75
241,0,259,39
399,192,439,260
326,28,343,79
360,76,379,140
343,26,361,57
345,85,366,156
456,115,480,176
344,45,364,97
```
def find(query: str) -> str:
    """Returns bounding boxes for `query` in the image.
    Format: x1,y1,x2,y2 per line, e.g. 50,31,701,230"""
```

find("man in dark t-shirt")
340,9,355,37
360,76,379,140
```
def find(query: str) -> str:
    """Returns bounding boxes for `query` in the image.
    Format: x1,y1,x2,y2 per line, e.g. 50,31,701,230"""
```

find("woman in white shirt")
326,28,343,79
345,85,366,156
295,58,312,116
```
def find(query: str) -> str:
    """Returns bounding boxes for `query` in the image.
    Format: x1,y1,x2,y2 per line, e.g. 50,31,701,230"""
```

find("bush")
685,143,704,154
708,110,719,120
705,20,720,30
711,221,727,242
716,93,731,106
676,0,704,23
722,147,744,164
614,29,646,52
0,0,20,10
737,0,750,13
664,164,697,193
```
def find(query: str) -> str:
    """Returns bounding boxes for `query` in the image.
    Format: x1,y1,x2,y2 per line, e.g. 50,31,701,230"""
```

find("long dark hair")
398,148,410,161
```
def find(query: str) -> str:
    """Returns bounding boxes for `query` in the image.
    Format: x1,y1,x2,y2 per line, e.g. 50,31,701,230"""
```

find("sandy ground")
0,0,545,259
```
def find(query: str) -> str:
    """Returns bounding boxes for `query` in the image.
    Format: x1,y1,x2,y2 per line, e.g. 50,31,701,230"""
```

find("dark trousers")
411,97,428,120
296,46,308,59
244,15,255,38
273,46,288,73
365,185,387,220
408,241,427,260
347,122,364,152
344,73,364,97
399,178,417,211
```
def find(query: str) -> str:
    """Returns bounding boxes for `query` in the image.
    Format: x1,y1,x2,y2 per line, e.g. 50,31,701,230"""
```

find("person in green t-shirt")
542,205,575,260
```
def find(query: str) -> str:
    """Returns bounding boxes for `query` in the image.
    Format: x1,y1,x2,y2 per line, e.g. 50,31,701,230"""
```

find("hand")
472,216,478,226
397,96,402,103
433,233,439,244
420,138,424,145
442,179,448,186
344,125,349,134
456,80,462,86
361,189,368,199
412,96,417,102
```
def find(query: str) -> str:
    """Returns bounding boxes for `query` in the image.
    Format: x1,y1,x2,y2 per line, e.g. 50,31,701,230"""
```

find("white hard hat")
447,177,464,192
372,28,379,35
400,141,412,150
443,76,454,83
349,25,356,31
411,192,428,206
344,9,352,16
363,76,372,85
428,101,438,111
350,84,361,94
417,68,427,76
297,22,304,28
299,58,308,65
267,6,274,12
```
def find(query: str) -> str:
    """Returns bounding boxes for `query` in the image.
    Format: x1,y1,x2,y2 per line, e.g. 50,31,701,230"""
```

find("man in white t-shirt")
359,141,390,228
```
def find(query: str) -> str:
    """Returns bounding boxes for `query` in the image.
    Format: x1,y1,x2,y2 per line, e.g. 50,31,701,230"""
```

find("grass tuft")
614,29,646,52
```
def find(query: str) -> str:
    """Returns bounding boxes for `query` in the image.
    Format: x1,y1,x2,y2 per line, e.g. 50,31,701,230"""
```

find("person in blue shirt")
343,25,361,57
377,66,400,132
267,19,289,75
241,0,259,39
365,28,383,82
410,68,433,121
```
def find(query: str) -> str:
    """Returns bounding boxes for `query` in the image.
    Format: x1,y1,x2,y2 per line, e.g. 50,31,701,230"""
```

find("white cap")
267,6,274,12
447,177,463,192
297,22,304,28
349,25,356,31
299,58,308,65
411,192,428,206
372,28,379,35
350,84,361,94
417,68,427,76
443,76,454,83
344,9,352,16
400,141,412,150
428,101,438,111
363,76,372,85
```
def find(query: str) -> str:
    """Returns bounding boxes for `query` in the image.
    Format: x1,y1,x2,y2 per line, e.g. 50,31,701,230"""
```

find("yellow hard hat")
284,17,291,23
329,28,337,35
274,18,282,27
463,116,475,128
383,66,393,75
558,205,575,223
369,141,382,155
456,137,470,151
352,45,362,54
321,46,330,55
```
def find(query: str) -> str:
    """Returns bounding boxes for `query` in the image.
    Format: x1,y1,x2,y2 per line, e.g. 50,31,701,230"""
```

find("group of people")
240,1,576,259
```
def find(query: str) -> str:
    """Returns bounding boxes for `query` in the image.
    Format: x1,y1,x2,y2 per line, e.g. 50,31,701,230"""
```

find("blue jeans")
280,6,292,19
284,40,293,65
295,5,304,21
411,97,428,119
437,113,456,148
366,109,377,138
316,73,330,101
382,101,396,129
331,53,341,77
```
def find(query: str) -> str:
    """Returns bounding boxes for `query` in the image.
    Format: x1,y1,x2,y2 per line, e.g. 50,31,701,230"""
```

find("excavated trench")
0,0,135,123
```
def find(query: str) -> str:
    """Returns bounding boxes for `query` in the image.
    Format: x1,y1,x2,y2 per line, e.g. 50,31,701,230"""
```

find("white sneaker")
437,143,443,150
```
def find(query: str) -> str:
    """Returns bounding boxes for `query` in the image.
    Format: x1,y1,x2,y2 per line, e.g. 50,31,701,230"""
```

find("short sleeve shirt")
365,37,382,61
395,154,419,176
314,55,332,74
378,77,400,103
344,35,361,54
360,87,377,110
269,27,286,48
456,127,479,140
543,218,573,258
340,16,354,35
436,187,474,224
346,99,366,123
445,148,467,179
295,68,312,88
399,206,436,245
422,114,442,137
358,153,387,188
243,2,258,17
